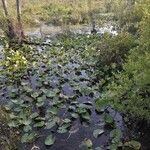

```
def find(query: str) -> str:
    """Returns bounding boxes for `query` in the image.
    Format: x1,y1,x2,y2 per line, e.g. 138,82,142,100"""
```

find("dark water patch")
62,83,74,97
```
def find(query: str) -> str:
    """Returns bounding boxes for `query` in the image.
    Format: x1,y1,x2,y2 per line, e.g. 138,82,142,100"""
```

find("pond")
0,26,149,150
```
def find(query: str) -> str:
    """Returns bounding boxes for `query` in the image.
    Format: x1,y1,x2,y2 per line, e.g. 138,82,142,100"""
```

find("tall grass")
0,0,105,28
0,0,130,29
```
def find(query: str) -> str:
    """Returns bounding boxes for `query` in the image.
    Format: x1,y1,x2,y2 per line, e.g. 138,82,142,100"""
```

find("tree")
88,0,96,34
1,0,16,38
16,0,25,42
1,0,24,43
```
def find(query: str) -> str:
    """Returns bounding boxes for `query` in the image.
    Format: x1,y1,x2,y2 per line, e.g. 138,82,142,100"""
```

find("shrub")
95,32,136,67
96,1,150,122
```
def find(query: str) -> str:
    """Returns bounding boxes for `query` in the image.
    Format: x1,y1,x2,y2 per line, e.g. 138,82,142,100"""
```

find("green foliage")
97,1,150,121
0,107,19,150
45,134,55,146
94,32,137,90
108,129,122,150
0,48,28,80
96,32,136,67
124,140,141,150
100,47,150,121
0,0,105,28
21,132,37,143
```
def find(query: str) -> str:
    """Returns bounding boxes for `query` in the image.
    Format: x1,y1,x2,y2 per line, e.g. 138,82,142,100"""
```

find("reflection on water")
26,24,118,38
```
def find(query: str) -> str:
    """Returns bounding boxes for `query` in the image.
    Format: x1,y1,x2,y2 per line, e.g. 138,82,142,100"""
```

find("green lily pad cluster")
0,34,127,149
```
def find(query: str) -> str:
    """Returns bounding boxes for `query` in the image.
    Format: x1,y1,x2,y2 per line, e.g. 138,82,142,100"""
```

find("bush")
95,32,136,67
99,47,150,121
94,32,137,88
96,1,150,122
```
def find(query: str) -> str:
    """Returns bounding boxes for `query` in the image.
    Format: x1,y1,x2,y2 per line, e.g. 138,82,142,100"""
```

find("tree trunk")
1,0,16,38
88,0,96,34
16,0,25,42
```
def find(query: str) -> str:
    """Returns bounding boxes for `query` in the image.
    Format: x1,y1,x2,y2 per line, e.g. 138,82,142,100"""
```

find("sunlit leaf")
93,129,104,138
124,140,141,150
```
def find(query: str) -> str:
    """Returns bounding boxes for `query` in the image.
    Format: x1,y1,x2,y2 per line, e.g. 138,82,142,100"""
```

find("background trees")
97,0,150,122
1,0,24,42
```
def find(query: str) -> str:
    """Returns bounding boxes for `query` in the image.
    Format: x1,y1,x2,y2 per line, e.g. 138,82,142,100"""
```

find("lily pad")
57,126,68,134
45,121,56,129
83,139,93,148
21,132,37,143
31,92,41,98
47,107,58,115
30,112,39,119
110,129,122,139
71,113,78,119
104,113,114,125
23,125,32,132
46,91,56,98
93,129,104,138
95,147,102,150
34,121,45,128
124,140,141,150
45,134,55,146
63,118,71,123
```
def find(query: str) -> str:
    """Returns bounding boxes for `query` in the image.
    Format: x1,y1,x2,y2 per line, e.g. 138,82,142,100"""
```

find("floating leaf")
57,126,68,134
30,112,39,119
108,144,118,150
31,92,40,98
34,121,45,128
104,113,114,125
124,140,141,150
93,129,104,138
46,91,56,98
110,129,122,139
36,101,45,107
34,117,45,121
21,81,28,86
41,88,48,94
46,121,56,129
21,132,37,143
71,113,78,119
47,107,58,115
24,86,32,93
45,134,55,146
20,119,32,126
81,111,91,121
68,105,76,111
59,93,69,99
95,147,102,150
63,118,71,123
95,98,108,112
23,125,32,132
37,96,46,102
83,139,93,148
